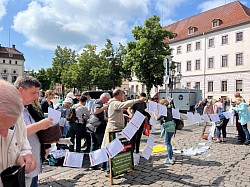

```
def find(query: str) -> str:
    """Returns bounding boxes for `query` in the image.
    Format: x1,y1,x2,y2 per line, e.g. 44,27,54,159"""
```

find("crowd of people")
1,75,250,187
196,93,250,145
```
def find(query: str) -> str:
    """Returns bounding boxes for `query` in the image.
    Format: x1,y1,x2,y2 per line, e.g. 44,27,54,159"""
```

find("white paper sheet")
210,114,220,122
146,135,155,149
57,138,73,145
209,122,216,139
121,123,138,141
63,152,84,168
48,108,61,125
147,100,158,113
183,147,197,156
51,149,66,159
89,148,109,166
198,142,206,146
141,146,153,160
149,114,157,126
172,109,181,119
158,104,167,117
187,112,195,122
203,114,210,122
105,138,124,158
223,111,233,119
195,113,202,123
130,111,146,129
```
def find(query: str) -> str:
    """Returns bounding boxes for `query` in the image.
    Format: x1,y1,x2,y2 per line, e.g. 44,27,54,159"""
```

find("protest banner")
108,130,134,185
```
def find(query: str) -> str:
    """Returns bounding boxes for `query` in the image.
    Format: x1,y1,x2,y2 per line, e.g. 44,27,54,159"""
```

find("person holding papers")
232,98,250,145
157,99,176,165
101,89,146,174
129,92,147,154
213,99,229,143
201,101,214,139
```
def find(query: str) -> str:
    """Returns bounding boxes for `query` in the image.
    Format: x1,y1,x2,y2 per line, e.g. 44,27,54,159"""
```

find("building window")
9,60,11,64
195,82,200,90
186,61,191,71
236,80,243,92
186,44,191,52
221,55,228,67
195,42,201,50
222,35,228,45
2,75,7,81
12,76,17,83
135,85,139,93
221,81,227,92
177,63,181,73
208,57,214,69
15,61,18,64
236,53,243,66
177,46,181,54
186,82,191,88
2,69,7,74
207,96,213,99
3,60,5,63
212,19,221,28
208,38,214,47
188,26,196,35
236,32,243,42
195,60,200,70
208,81,213,92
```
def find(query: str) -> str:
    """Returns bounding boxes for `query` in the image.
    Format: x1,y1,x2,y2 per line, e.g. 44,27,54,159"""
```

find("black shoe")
100,167,105,171
88,166,99,171
105,172,110,177
244,140,250,145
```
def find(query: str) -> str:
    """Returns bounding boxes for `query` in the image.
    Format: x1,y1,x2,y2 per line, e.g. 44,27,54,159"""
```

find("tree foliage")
28,68,51,91
123,15,173,96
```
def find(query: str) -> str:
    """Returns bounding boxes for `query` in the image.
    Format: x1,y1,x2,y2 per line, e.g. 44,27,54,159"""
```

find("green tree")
123,15,173,96
96,39,124,89
50,46,77,96
27,69,51,90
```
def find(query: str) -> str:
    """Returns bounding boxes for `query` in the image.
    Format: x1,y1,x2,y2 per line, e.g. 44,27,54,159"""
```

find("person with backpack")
157,98,176,165
67,96,90,153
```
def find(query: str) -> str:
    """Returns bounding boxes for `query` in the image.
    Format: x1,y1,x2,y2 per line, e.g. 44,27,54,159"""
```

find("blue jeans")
215,118,229,139
242,124,250,142
30,176,38,187
165,131,174,160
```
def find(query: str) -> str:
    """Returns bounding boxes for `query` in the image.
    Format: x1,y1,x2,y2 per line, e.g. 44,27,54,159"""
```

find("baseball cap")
63,97,73,104
66,92,76,99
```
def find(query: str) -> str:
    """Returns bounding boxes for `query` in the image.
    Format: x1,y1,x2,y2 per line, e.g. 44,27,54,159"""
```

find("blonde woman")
201,101,214,138
41,90,54,113
157,99,176,165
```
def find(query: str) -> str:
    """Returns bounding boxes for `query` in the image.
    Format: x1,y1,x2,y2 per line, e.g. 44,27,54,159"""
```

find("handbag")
37,124,62,144
143,117,150,136
0,165,25,187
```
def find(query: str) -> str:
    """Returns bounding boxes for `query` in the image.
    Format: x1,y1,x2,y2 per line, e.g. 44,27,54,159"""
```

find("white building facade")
171,23,250,101
0,44,25,83
129,1,250,102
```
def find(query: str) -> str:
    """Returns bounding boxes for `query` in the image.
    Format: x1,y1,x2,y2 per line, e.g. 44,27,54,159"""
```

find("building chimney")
12,44,15,49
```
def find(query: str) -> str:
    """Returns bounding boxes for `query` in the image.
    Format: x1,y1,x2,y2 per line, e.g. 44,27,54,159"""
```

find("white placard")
48,108,61,125
130,111,146,129
187,112,195,122
223,111,233,119
195,113,202,123
51,150,66,159
158,104,167,117
146,135,155,149
172,108,180,119
147,100,158,113
203,114,210,122
141,146,153,160
57,138,73,145
121,123,138,141
149,114,157,126
63,152,84,168
89,148,109,166
210,114,220,122
105,138,124,158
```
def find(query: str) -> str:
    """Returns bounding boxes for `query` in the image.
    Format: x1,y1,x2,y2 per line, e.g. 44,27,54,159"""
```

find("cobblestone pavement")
38,122,250,187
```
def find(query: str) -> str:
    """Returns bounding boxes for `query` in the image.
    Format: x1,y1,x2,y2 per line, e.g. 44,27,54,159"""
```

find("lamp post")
169,63,182,97
163,56,171,98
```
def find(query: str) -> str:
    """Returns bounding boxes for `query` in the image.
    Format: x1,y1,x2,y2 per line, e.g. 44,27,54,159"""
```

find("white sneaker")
164,158,174,165
172,156,175,162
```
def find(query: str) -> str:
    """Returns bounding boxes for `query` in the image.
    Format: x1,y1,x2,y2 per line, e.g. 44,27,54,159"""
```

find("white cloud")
197,0,246,12
0,0,9,21
12,0,150,50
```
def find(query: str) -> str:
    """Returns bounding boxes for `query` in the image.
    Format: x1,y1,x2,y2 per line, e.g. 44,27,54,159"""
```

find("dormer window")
188,26,197,35
212,19,222,28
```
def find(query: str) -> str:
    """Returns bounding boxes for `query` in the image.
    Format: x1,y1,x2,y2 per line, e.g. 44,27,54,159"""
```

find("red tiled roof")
164,1,250,43
0,46,25,60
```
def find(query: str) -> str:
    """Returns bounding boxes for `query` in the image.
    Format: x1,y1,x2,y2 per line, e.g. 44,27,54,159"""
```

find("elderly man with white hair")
0,80,36,187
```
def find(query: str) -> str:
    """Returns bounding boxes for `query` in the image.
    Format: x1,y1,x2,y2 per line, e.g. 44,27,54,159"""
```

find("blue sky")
0,0,248,71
